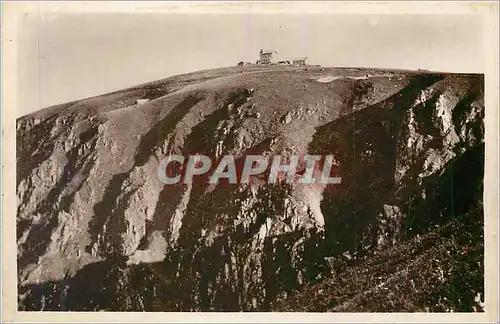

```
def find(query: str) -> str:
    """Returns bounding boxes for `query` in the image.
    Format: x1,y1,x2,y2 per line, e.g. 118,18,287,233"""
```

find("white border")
2,1,499,323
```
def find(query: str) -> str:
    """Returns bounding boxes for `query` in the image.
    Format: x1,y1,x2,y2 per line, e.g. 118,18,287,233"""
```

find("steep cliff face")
16,66,484,311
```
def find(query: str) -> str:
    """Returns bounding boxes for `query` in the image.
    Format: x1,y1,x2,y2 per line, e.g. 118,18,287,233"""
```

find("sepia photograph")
2,1,499,322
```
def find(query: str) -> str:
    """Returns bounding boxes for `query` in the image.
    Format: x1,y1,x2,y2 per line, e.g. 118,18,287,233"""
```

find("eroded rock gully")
16,68,484,311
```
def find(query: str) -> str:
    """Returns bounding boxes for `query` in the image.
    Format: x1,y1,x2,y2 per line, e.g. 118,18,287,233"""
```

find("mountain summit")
16,65,484,311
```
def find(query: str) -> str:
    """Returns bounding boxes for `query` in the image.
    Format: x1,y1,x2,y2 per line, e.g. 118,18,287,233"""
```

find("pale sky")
18,13,484,116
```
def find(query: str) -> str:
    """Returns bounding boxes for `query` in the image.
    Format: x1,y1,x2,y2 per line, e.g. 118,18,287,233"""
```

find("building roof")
278,57,308,62
260,49,277,54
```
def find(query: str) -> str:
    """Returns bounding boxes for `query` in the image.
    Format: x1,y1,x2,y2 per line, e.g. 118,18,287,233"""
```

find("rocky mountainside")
16,66,484,311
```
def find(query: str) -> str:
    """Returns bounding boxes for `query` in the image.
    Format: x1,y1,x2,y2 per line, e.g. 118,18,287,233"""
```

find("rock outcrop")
16,66,484,311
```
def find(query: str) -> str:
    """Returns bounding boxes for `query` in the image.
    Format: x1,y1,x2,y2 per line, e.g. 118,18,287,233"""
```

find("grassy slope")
271,205,484,312
18,65,430,121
